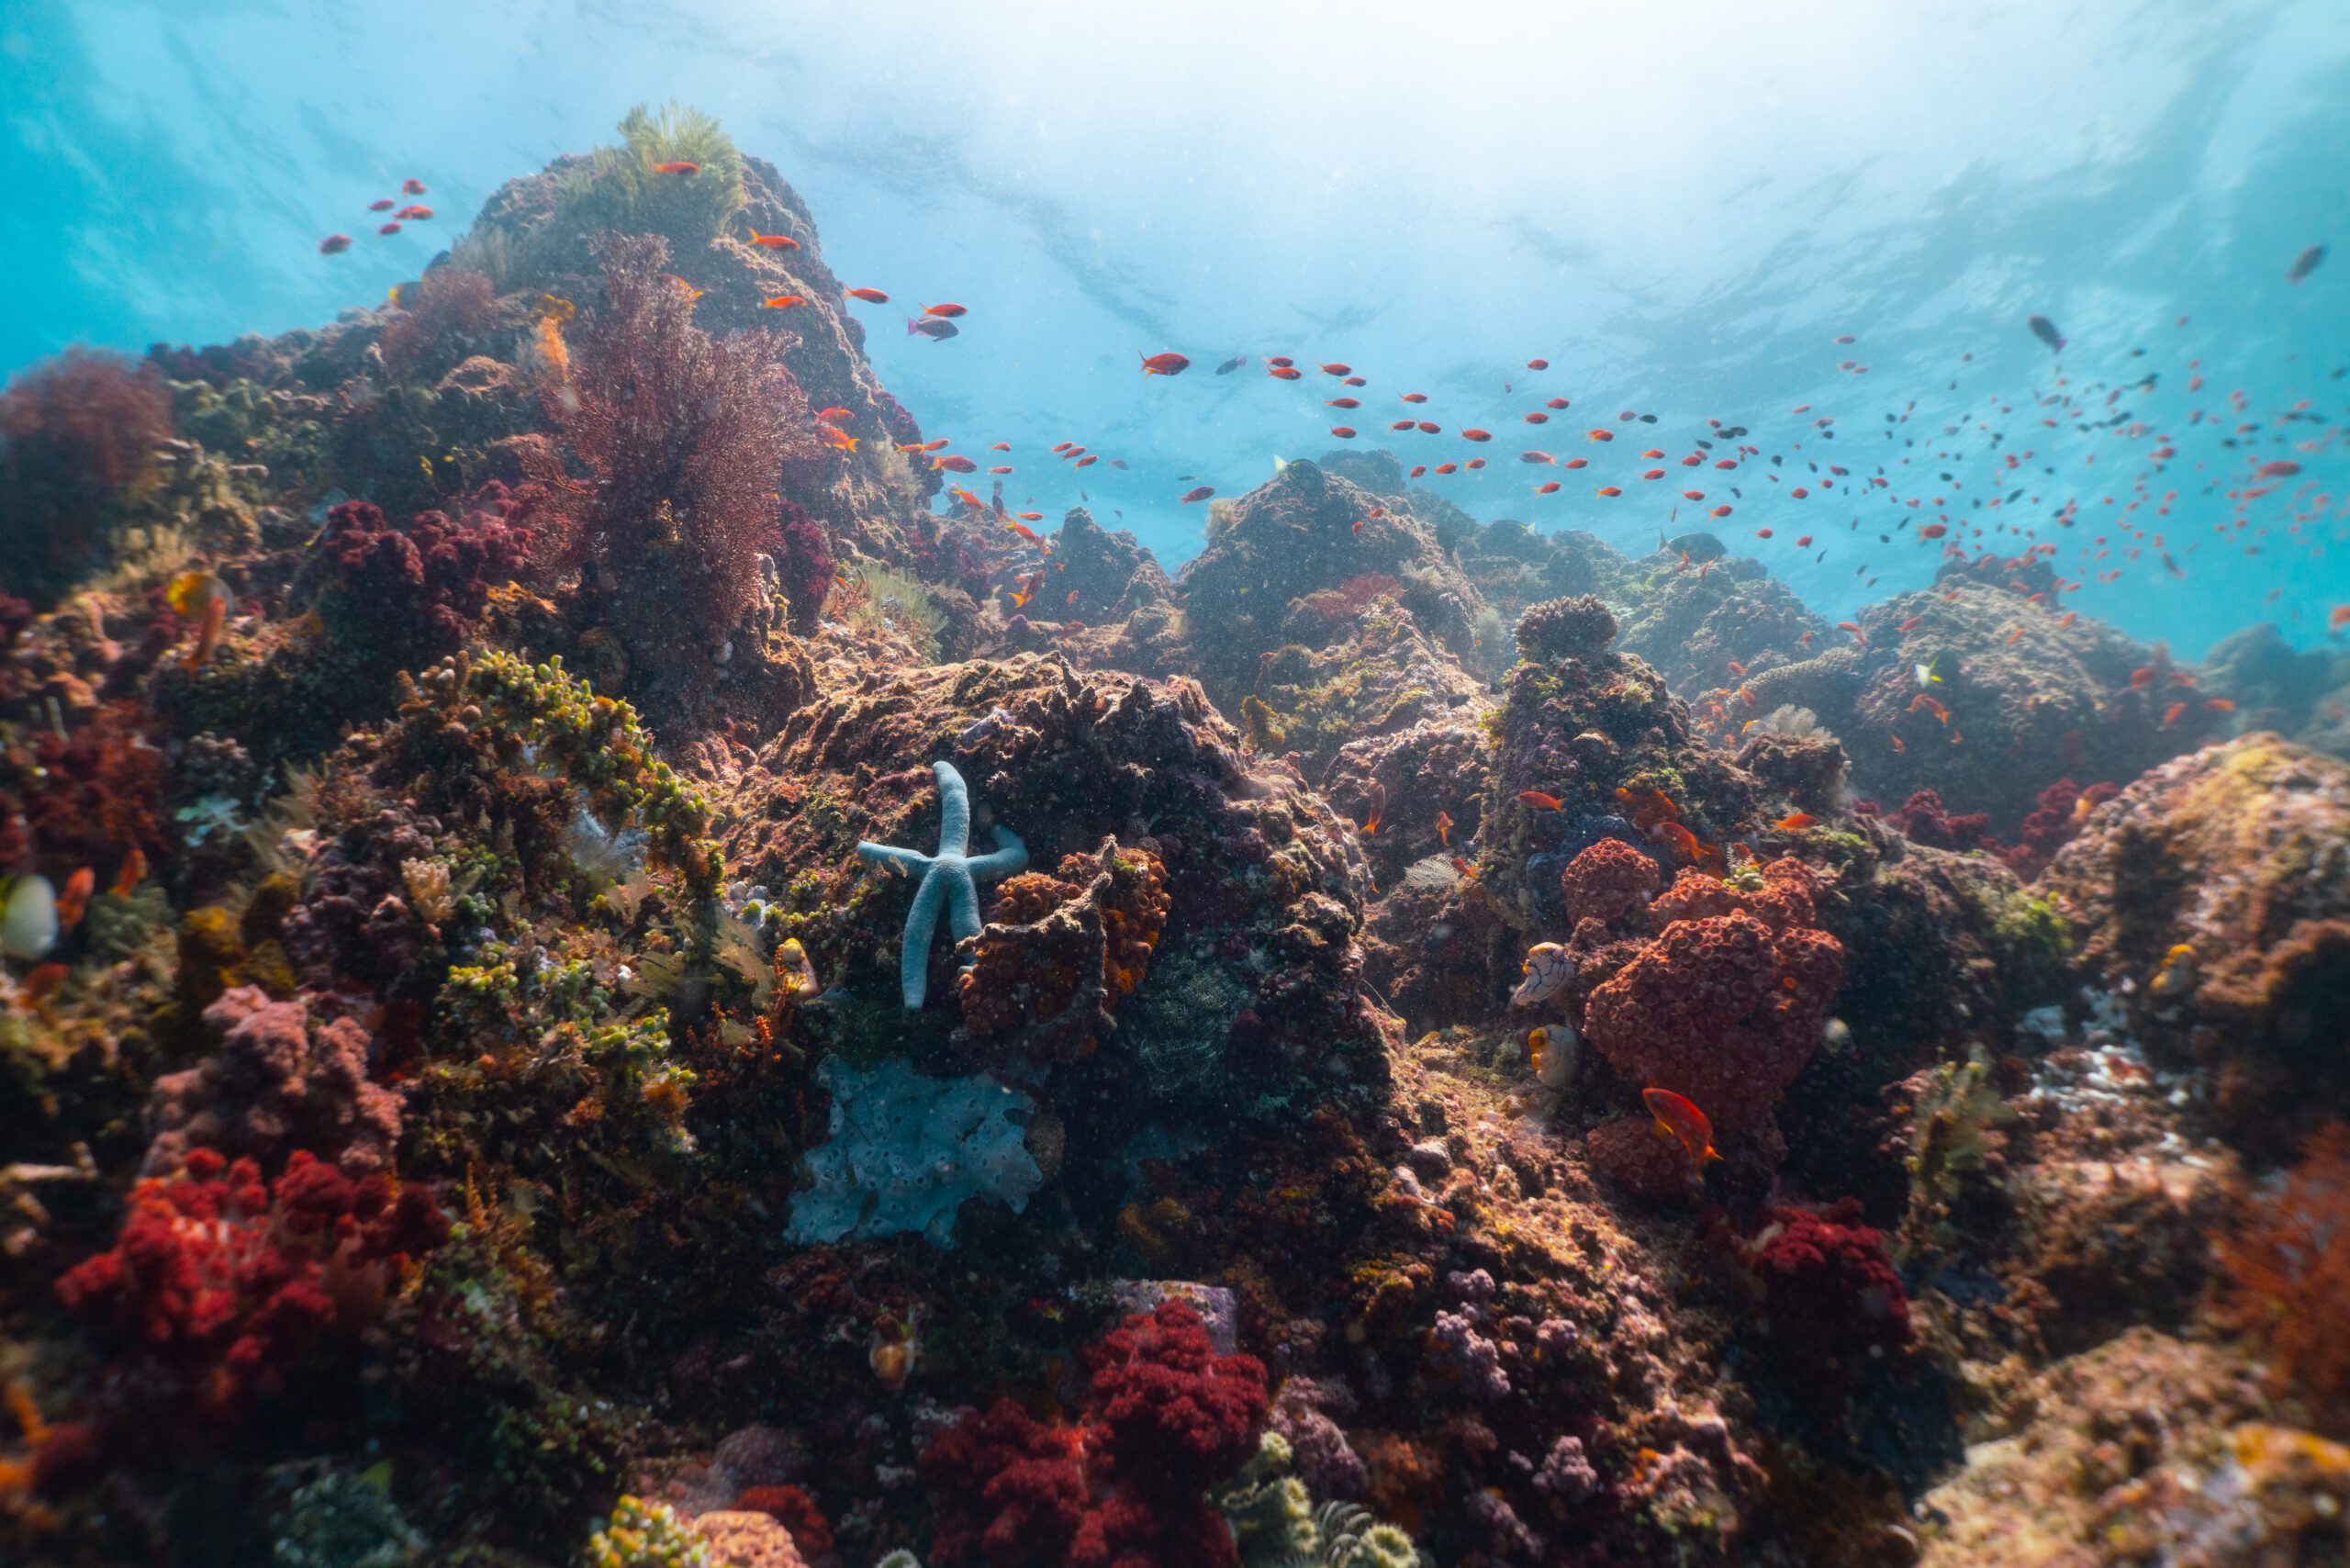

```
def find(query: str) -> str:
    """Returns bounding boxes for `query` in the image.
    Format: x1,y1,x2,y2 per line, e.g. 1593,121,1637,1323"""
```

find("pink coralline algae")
143,985,403,1178
1582,857,1844,1147
1724,1199,1911,1406
920,1301,1269,1568
53,1148,447,1421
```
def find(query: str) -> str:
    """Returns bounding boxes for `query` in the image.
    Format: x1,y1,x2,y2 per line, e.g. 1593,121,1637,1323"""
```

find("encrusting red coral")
919,1301,1267,1568
53,1148,447,1421
1558,836,1662,929
142,986,404,1179
730,1484,834,1556
1892,787,1992,852
1581,857,1844,1149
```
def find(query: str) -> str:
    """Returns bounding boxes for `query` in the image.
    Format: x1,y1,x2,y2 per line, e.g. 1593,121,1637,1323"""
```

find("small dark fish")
907,316,959,340
1214,355,1248,375
2027,314,2066,353
2288,244,2326,284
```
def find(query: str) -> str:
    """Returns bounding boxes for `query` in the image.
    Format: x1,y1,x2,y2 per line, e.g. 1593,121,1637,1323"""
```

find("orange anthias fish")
112,847,147,897
933,454,979,474
650,161,699,175
1359,781,1386,837
166,569,232,673
818,424,859,453
54,868,95,934
1772,812,1817,831
762,295,808,309
1008,569,1046,610
1435,809,1455,846
923,303,969,319
1004,521,1044,544
813,406,852,421
747,230,800,250
1517,790,1563,812
845,287,890,303
1642,1087,1723,1164
1139,352,1191,376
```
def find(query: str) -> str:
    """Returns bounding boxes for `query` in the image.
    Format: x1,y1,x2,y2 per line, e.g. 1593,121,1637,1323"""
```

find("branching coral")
0,347,174,604
530,231,816,680
2221,1121,2350,1418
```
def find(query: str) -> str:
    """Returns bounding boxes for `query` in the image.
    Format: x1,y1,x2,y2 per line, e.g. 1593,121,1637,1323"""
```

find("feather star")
856,760,1028,1009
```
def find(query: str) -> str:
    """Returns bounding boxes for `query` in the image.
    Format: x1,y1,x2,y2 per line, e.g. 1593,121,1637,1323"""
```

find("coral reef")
7,105,2342,1568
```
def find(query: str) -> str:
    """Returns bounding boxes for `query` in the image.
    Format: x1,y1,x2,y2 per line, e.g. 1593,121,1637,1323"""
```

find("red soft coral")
1084,1300,1268,1497
1894,787,1992,852
922,1303,1264,1568
320,482,539,666
54,1148,446,1421
920,1398,1091,1568
1722,1199,1911,1409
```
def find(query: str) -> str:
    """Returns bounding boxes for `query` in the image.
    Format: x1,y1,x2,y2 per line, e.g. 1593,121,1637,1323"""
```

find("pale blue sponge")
785,1055,1045,1249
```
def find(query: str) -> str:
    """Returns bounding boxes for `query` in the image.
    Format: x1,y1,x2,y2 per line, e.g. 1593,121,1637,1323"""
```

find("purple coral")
1430,1309,1510,1403
144,987,402,1178
1269,1379,1368,1500
1532,1435,1598,1503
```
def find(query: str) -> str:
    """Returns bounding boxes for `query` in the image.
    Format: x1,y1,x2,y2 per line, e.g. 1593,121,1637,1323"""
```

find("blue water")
6,0,2347,657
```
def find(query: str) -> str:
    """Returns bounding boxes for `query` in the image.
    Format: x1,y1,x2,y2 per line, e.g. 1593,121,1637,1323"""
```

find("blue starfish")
857,760,1028,1009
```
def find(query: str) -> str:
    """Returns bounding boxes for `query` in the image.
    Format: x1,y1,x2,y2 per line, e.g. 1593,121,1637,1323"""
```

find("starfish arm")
944,864,982,943
934,761,972,857
901,864,949,1009
857,841,933,878
964,827,1028,882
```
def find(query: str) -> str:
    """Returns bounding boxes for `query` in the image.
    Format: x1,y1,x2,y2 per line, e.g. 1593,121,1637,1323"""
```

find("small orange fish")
2204,698,2235,712
1017,510,1044,521
933,454,979,474
1891,734,1907,753
1649,820,1701,862
845,287,890,303
1772,812,1817,831
2161,700,2188,726
651,161,700,175
923,303,968,319
1897,616,1924,632
54,868,95,933
22,962,68,1009
762,295,808,309
813,406,853,421
819,424,859,452
1360,781,1386,837
1642,1087,1722,1164
1004,521,1043,544
748,230,800,250
1009,568,1046,610
1450,856,1480,879
1517,790,1563,812
112,847,147,897
1908,693,1949,723
1435,809,1455,846
1066,590,1080,606
2331,604,2350,630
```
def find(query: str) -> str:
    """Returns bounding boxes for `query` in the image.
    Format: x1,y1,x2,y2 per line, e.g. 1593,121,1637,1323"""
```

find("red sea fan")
0,347,174,604
531,231,817,672
2220,1121,2350,1420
